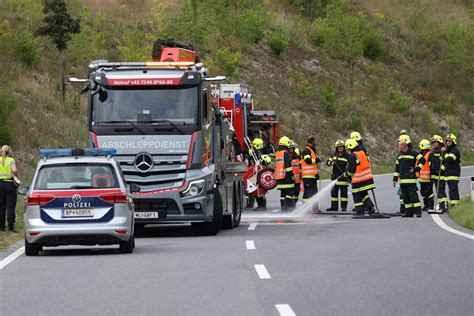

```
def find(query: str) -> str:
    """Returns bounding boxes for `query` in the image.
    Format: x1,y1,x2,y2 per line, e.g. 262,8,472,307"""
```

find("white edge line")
254,264,271,279
275,304,296,316
431,214,474,240
248,222,258,230
246,240,256,250
0,246,25,270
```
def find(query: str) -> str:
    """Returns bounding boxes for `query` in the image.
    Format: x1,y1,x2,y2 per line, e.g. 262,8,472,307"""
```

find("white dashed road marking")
246,240,255,250
248,222,258,230
431,214,474,240
0,247,24,270
254,264,271,279
275,304,296,316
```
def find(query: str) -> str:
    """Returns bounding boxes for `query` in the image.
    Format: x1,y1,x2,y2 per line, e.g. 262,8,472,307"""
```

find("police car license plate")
62,209,94,218
134,212,159,219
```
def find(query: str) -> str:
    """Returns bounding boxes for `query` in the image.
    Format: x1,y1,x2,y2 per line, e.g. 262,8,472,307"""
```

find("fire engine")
71,40,247,235
212,84,282,208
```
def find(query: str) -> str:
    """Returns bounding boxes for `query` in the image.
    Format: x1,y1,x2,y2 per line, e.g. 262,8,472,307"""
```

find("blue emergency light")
40,148,116,158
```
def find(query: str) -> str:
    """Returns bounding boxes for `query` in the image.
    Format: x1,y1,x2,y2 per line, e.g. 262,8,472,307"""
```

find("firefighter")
429,135,448,212
289,140,302,207
275,136,294,211
326,139,350,211
248,137,271,211
444,133,461,208
418,139,433,212
350,131,368,155
393,140,425,217
397,134,413,214
346,139,375,216
300,136,321,206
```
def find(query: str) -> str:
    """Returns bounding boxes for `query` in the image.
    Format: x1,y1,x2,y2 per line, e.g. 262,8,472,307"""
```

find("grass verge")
0,200,25,250
448,196,474,230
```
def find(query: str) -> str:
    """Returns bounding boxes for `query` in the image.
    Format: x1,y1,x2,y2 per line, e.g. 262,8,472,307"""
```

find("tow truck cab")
83,42,245,235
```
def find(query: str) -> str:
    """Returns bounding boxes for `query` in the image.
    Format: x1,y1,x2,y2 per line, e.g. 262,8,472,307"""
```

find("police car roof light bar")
40,148,116,158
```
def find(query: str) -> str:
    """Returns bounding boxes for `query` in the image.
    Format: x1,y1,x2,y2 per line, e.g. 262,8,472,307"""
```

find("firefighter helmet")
252,138,264,150
431,135,443,144
445,133,457,145
398,134,412,144
345,139,358,150
419,139,430,150
279,136,291,147
261,154,272,164
335,139,345,149
350,131,362,141
289,139,296,148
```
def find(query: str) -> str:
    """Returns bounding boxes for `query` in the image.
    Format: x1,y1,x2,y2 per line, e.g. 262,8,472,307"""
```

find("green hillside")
0,0,473,181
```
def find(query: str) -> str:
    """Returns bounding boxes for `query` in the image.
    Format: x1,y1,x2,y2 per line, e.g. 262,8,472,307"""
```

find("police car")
19,148,140,256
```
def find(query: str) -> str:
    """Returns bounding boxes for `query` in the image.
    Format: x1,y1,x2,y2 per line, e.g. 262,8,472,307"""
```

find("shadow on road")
40,247,120,256
135,225,196,238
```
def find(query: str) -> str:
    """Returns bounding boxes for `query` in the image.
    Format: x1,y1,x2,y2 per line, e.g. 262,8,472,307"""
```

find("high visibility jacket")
0,157,15,181
417,151,431,182
275,149,294,189
291,158,301,184
444,146,461,181
393,149,425,184
301,146,319,178
352,150,373,184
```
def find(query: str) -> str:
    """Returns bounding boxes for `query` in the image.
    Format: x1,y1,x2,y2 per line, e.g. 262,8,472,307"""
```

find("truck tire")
233,182,243,228
223,185,242,229
192,189,223,235
25,238,42,256
119,235,135,254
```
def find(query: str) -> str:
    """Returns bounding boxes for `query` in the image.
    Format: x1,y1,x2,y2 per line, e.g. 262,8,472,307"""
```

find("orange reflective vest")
418,151,431,182
291,158,301,183
275,150,286,180
301,146,319,178
352,150,373,183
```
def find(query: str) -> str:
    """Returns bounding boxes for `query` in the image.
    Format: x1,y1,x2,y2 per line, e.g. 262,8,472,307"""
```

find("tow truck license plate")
62,209,94,218
134,212,159,219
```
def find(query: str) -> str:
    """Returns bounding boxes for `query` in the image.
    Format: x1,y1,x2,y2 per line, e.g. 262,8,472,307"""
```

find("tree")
36,0,80,101
311,0,367,90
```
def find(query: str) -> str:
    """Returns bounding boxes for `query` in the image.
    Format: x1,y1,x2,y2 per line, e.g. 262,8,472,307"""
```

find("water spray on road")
243,179,339,221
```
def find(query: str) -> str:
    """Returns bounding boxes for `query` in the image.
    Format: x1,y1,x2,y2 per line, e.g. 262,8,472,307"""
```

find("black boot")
8,223,17,233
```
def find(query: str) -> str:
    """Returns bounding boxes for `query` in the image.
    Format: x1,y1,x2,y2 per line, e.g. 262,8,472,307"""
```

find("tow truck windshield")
91,86,199,126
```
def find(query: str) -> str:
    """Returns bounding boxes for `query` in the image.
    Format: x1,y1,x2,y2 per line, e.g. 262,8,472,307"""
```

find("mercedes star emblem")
134,152,154,172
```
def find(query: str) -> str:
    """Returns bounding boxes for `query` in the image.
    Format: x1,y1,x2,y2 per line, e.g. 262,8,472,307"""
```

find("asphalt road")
1,167,473,316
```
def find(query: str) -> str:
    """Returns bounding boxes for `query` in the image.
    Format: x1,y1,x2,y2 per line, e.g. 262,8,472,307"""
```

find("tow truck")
71,40,246,235
213,84,282,208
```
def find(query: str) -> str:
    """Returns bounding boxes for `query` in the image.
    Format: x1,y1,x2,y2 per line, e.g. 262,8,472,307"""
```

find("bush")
14,31,38,67
0,88,16,145
363,29,385,61
320,84,337,115
309,21,328,46
236,8,267,44
268,27,289,57
388,87,412,113
216,47,241,76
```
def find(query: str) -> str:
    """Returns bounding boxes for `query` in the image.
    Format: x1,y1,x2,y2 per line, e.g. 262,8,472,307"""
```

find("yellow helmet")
431,135,443,144
335,139,345,149
398,134,412,144
419,139,430,150
345,138,358,150
252,138,264,150
261,154,272,164
446,133,457,145
350,131,362,141
289,139,296,148
279,136,291,147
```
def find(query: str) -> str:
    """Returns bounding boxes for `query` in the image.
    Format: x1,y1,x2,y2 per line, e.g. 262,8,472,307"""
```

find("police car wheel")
119,235,134,254
25,238,42,256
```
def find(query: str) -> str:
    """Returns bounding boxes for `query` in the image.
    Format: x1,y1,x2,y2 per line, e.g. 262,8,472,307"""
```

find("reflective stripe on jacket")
301,146,319,178
352,151,373,184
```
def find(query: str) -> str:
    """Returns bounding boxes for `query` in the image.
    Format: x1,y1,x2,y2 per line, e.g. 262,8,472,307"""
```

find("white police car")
19,148,140,256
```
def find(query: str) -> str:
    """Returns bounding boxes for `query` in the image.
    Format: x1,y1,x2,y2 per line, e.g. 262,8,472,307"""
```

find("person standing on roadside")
0,145,19,232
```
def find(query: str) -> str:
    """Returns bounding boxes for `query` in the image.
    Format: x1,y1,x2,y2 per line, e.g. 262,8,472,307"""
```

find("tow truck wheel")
25,238,42,256
233,182,243,228
192,189,223,236
223,185,240,229
119,235,134,254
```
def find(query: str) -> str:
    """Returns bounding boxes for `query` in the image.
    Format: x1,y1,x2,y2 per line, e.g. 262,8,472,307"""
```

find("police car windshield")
35,164,119,190
92,86,198,125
